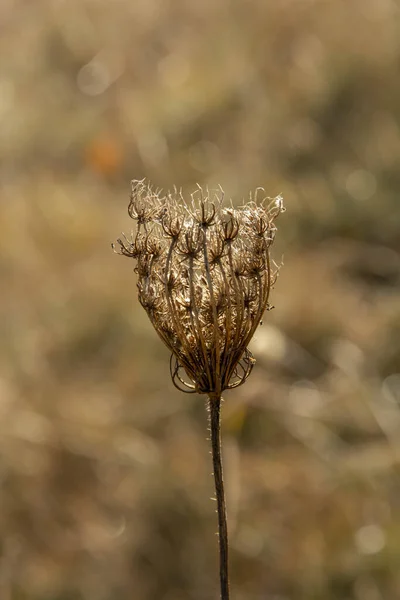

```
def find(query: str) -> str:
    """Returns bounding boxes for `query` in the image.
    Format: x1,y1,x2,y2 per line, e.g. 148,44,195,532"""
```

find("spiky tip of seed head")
114,179,284,395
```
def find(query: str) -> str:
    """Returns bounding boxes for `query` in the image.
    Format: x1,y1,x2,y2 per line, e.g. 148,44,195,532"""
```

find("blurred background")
1,1,400,599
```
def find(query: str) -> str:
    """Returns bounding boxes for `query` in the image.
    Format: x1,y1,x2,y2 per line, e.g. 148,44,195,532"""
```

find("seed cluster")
115,179,284,395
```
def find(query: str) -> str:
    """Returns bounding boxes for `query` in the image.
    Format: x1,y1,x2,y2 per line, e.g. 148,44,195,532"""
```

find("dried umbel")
115,179,284,396
114,179,284,600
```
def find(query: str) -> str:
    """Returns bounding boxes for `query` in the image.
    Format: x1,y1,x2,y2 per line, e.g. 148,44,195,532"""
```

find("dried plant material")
114,179,284,600
114,179,284,396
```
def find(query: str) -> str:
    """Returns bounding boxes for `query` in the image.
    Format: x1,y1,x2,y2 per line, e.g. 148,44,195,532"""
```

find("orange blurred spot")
85,136,123,176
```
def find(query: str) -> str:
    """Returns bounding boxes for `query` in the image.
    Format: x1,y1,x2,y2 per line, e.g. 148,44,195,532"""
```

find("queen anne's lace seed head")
114,179,284,396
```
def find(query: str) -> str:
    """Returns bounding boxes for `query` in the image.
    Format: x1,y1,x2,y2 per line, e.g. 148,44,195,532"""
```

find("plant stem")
209,394,230,600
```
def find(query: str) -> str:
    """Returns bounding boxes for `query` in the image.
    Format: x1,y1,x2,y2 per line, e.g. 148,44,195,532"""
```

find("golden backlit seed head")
115,179,284,395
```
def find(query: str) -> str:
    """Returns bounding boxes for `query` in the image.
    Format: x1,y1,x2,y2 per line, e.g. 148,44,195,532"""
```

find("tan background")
1,1,400,598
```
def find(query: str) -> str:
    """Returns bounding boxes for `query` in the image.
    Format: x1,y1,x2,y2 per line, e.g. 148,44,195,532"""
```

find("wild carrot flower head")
114,179,284,396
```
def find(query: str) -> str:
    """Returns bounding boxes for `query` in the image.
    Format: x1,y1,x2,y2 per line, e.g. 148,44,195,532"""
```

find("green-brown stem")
208,394,229,600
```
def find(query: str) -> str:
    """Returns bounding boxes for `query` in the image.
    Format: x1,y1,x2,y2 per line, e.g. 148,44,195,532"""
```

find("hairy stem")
208,394,229,600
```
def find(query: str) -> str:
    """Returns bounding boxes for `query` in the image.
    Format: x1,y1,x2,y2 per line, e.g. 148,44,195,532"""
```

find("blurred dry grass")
1,1,400,598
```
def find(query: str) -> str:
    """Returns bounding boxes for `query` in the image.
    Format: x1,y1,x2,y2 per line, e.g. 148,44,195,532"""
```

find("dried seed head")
115,179,284,395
